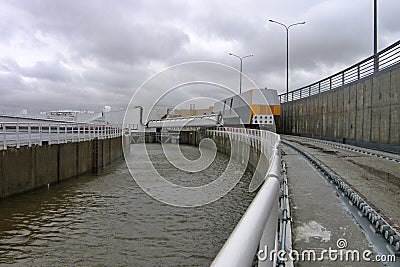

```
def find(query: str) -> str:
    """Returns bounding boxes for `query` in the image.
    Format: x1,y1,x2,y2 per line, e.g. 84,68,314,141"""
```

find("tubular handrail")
279,39,400,103
0,122,123,150
212,177,280,267
207,127,281,267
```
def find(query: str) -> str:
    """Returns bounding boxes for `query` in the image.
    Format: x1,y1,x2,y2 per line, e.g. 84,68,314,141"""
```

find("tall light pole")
269,19,305,97
228,53,254,94
374,0,378,72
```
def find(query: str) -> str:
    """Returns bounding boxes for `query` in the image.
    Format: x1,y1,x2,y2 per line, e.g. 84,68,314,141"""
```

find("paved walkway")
283,144,381,266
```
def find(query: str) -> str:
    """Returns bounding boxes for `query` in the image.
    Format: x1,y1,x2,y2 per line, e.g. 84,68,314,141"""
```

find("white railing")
147,114,223,128
0,122,123,150
206,127,281,267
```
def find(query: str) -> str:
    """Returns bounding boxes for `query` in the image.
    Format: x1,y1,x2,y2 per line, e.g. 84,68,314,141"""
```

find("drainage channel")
277,160,293,267
282,139,400,265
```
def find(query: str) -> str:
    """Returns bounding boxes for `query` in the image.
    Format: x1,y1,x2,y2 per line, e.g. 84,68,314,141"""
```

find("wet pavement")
283,145,383,266
283,135,400,232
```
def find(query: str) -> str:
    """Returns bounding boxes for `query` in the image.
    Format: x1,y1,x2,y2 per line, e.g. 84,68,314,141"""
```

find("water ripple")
0,144,255,266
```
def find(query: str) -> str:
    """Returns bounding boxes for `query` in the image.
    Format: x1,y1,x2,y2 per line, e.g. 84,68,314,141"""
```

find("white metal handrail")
207,127,281,267
0,122,123,150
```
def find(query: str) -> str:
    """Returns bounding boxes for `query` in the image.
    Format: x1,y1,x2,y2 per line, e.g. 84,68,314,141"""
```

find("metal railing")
0,122,123,150
279,40,400,103
207,127,281,267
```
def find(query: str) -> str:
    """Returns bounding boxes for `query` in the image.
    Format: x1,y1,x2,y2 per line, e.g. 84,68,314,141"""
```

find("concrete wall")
279,65,400,151
0,136,126,199
204,131,271,180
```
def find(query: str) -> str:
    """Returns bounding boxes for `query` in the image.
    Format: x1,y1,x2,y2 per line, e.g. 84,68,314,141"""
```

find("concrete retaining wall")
204,131,271,180
279,65,400,151
0,136,126,199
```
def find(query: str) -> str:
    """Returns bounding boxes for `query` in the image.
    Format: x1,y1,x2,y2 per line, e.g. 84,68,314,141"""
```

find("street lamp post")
374,0,378,72
269,19,305,99
228,53,254,94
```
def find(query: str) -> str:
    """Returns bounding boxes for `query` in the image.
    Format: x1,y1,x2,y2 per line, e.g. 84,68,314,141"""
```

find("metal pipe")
133,106,146,126
64,125,67,143
28,123,31,147
374,0,378,72
3,123,7,150
15,123,20,148
57,124,60,144
278,161,289,267
211,177,280,267
39,124,42,146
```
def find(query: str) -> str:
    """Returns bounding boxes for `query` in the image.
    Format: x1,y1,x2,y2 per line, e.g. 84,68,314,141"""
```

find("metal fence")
279,40,400,103
207,127,282,267
0,122,123,150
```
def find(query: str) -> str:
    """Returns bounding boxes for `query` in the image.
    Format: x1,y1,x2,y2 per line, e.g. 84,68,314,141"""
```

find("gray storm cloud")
0,0,399,112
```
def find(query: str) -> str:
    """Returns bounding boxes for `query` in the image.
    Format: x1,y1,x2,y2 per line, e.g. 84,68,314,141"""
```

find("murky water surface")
0,144,255,266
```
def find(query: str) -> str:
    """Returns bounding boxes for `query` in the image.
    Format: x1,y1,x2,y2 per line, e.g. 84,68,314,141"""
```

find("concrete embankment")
0,137,126,199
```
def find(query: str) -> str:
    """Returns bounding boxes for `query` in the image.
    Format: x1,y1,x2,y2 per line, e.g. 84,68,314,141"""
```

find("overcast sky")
0,0,399,113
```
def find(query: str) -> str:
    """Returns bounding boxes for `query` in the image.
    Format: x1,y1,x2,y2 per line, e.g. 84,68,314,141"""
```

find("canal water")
0,144,256,266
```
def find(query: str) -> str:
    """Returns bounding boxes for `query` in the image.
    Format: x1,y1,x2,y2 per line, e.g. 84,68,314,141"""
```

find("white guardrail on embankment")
206,128,282,267
0,122,123,150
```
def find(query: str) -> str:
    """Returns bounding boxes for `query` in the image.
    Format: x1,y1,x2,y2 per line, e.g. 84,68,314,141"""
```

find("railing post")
357,64,360,80
39,124,42,146
308,86,311,97
2,123,7,150
57,124,60,144
64,125,67,143
28,123,32,147
329,77,332,90
77,125,80,142
342,71,345,86
83,126,86,141
16,122,20,148
48,125,51,145
318,82,321,93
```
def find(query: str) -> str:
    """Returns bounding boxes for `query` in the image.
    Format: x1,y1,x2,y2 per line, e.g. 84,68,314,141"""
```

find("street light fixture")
228,53,254,94
269,19,305,98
